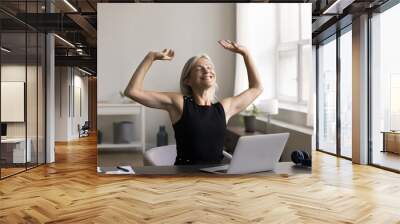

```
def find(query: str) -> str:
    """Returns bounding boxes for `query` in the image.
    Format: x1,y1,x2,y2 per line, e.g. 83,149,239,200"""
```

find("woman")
124,40,263,165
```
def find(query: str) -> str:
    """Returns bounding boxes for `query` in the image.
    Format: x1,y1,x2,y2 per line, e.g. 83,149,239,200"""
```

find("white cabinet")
1,138,32,163
97,103,145,153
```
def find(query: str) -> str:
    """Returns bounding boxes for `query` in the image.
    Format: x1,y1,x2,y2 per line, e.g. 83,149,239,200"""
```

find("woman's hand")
218,40,248,56
149,49,175,61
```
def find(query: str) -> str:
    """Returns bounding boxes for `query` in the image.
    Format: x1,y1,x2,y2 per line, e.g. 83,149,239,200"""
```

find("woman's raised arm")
124,49,181,111
218,40,264,121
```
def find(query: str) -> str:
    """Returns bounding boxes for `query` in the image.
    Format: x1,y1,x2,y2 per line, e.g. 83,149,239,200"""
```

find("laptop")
200,133,289,174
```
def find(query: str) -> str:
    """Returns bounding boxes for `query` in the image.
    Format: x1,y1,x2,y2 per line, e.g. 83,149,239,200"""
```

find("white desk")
97,162,311,175
1,138,31,163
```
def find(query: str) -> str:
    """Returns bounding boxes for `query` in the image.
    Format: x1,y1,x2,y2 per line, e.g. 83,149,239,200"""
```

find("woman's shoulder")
214,101,225,110
165,92,184,102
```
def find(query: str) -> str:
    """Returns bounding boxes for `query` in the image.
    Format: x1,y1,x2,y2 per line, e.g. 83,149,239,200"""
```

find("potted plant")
242,104,261,133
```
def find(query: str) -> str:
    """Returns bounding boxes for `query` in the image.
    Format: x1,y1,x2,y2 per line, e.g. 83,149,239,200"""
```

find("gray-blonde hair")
179,53,219,102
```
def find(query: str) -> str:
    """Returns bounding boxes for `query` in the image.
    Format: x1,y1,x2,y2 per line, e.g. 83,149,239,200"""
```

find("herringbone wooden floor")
1,136,400,224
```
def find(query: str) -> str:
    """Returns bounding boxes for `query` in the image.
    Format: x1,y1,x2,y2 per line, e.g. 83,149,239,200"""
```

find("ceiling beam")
67,13,97,40
322,0,356,14
55,55,96,71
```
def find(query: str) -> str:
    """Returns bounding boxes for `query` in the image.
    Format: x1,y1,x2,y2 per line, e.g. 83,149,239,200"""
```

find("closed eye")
193,64,214,71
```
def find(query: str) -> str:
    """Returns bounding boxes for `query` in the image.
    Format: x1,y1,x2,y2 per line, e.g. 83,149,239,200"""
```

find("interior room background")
97,3,313,167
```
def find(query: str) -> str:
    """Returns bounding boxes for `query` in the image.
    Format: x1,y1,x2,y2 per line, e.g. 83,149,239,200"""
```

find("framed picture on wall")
1,81,25,122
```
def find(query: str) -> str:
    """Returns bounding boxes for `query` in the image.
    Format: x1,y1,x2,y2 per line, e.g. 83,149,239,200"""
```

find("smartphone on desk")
97,166,135,174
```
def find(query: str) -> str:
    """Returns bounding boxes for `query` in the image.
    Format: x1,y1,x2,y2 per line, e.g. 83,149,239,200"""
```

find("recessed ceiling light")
323,0,355,15
78,67,93,76
54,34,75,48
1,47,11,53
63,0,78,12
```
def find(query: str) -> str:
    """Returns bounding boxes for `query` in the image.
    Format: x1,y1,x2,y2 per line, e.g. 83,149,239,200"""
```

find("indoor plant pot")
242,104,260,133
244,115,256,132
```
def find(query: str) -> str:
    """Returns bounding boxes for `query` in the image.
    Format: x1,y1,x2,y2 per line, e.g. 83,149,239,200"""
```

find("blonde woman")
124,40,263,165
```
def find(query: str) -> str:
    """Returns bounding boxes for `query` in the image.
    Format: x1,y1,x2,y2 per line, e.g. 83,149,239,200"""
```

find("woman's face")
185,57,216,90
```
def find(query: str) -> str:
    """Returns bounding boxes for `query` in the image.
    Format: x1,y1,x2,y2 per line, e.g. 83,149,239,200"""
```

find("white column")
46,32,55,163
45,0,56,163
352,14,369,164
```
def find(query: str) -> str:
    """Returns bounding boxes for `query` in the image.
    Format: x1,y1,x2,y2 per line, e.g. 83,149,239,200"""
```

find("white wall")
1,65,37,138
77,74,89,122
98,3,236,147
55,67,69,141
55,67,89,141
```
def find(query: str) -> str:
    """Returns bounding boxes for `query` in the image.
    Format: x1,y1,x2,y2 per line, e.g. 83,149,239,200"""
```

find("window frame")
276,5,311,108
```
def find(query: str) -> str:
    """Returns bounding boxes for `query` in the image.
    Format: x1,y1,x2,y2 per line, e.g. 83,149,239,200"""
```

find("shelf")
98,102,141,107
97,141,143,149
98,103,143,115
97,102,146,152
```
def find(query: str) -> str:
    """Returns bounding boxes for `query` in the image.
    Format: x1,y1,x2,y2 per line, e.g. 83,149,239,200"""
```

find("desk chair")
78,121,90,138
144,144,232,166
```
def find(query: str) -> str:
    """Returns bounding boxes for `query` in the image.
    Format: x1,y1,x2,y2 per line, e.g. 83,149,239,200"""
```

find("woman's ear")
184,77,191,86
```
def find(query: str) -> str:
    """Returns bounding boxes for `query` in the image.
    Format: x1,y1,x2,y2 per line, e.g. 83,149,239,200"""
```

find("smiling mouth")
200,75,214,80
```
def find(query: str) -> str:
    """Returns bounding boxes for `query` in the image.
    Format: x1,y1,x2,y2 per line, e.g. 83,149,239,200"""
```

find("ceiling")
0,0,393,75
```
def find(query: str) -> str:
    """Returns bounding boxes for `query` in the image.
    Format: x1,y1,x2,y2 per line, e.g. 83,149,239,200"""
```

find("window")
301,45,312,103
279,5,299,43
276,4,312,106
277,47,298,101
390,74,400,130
235,3,312,115
340,29,352,158
316,26,352,159
317,38,337,154
371,2,400,171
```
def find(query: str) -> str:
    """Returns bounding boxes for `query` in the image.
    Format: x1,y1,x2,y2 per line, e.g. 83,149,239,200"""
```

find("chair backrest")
82,121,90,129
144,145,177,166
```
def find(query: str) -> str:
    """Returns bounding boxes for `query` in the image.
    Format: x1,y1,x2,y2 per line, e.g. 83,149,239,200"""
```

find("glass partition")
339,29,352,158
27,30,38,169
317,37,337,155
1,31,28,177
371,3,400,171
0,2,46,179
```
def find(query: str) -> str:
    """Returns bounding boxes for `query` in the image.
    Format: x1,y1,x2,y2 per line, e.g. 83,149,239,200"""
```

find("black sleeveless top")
173,95,227,165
